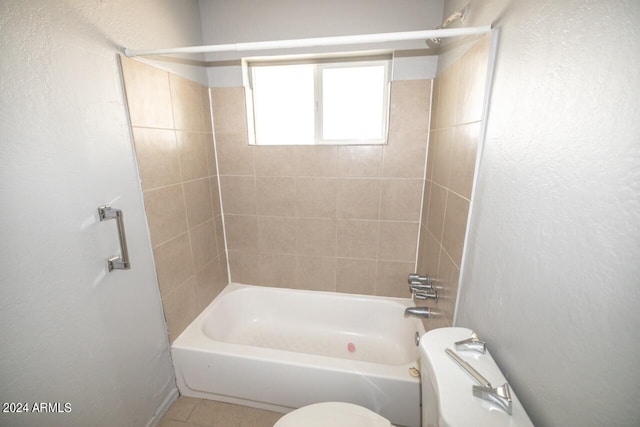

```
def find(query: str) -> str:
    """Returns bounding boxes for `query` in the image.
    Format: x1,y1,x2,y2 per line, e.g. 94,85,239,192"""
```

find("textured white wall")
0,1,205,425
448,1,640,426
198,0,443,86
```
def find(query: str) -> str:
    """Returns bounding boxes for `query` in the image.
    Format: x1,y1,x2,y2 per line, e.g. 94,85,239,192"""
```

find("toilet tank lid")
419,327,534,427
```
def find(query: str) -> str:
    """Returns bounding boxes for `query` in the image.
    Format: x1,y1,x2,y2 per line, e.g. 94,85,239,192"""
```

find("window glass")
322,65,386,141
248,56,390,145
252,64,315,145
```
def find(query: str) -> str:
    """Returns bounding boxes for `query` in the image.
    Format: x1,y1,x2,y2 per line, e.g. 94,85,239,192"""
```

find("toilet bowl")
273,327,533,427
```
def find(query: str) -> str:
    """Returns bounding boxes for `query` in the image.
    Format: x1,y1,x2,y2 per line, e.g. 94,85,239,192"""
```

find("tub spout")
404,307,431,318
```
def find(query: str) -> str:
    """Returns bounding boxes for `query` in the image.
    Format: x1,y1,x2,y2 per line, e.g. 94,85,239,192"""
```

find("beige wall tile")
143,184,187,246
256,177,296,217
380,179,424,221
449,123,480,199
215,134,254,176
423,311,452,332
224,214,258,252
416,224,429,275
337,145,382,177
259,252,297,288
295,177,337,219
375,260,414,298
177,131,210,181
382,137,428,178
189,219,217,271
120,57,173,129
442,191,470,267
388,80,431,140
429,77,441,131
183,178,213,229
153,233,195,298
294,146,338,177
195,258,225,310
435,62,460,130
253,146,297,176
296,218,337,257
415,37,490,317
210,177,222,217
214,214,226,255
431,127,454,187
421,179,431,227
207,81,434,297
426,131,436,182
424,230,441,277
228,250,260,285
336,258,377,295
205,134,217,177
426,183,447,242
378,221,419,262
210,87,248,136
257,216,296,253
218,252,229,287
202,87,213,133
456,34,490,125
337,219,379,259
162,277,199,343
169,74,206,132
132,128,180,190
296,256,336,292
435,249,460,321
336,178,381,220
219,176,256,215
123,61,223,345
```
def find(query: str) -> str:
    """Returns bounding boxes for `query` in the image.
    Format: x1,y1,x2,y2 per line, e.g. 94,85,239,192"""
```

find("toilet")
274,327,534,427
274,401,392,427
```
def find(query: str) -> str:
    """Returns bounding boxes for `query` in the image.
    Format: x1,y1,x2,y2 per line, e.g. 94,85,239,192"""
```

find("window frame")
245,54,392,146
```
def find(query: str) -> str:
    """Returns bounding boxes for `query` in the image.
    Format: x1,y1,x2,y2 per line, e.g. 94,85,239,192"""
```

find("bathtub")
172,283,425,427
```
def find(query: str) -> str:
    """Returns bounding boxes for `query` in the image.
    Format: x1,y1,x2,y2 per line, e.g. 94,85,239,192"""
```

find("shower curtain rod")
123,25,491,57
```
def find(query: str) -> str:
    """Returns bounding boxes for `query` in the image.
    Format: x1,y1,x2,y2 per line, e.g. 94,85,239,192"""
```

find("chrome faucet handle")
409,280,433,291
414,290,438,302
472,383,513,415
455,333,486,354
407,273,430,284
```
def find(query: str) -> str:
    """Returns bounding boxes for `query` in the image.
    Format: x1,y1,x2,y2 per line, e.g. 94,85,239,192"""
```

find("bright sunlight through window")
247,56,390,145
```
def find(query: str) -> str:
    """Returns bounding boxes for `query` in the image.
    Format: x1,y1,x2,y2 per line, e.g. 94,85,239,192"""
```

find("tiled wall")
416,35,491,327
211,80,431,297
120,57,228,342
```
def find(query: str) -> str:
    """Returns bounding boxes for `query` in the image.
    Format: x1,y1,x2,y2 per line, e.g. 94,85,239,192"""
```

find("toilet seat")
274,402,392,427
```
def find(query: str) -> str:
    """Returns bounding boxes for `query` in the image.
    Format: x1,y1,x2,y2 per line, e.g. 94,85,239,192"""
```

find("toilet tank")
419,327,534,427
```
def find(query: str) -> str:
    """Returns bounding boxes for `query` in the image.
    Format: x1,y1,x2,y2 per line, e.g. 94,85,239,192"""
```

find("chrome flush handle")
473,383,513,415
455,332,487,354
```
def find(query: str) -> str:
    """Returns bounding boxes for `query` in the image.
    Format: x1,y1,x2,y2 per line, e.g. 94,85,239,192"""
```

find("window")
246,55,391,145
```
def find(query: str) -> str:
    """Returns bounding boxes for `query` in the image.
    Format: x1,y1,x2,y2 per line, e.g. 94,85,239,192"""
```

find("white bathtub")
172,283,425,427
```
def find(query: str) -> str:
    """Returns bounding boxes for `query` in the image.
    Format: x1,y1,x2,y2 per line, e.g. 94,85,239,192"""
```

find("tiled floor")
160,397,284,427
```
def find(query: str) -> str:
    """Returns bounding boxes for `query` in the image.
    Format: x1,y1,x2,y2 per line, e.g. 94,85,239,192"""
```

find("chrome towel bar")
98,205,131,271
